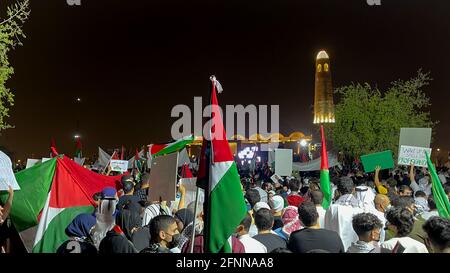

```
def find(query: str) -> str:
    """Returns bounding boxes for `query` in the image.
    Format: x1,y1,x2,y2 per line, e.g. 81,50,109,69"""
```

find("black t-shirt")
253,233,287,253
57,239,98,254
117,195,142,214
272,216,284,230
288,228,345,253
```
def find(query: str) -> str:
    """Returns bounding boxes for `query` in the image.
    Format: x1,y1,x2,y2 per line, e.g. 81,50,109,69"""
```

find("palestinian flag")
181,163,193,178
75,138,82,158
197,76,247,253
425,151,450,218
0,156,121,253
149,135,194,157
319,125,332,209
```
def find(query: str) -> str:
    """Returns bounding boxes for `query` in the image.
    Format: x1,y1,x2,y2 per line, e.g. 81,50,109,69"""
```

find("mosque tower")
313,50,335,124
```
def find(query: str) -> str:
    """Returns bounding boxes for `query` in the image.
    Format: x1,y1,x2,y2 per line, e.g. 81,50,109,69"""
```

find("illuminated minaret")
313,50,335,124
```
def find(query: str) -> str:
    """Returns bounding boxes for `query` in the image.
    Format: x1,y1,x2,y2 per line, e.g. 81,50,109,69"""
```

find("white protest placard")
110,160,129,172
398,145,432,167
275,149,293,176
0,151,20,191
26,159,41,169
41,158,52,163
270,173,283,183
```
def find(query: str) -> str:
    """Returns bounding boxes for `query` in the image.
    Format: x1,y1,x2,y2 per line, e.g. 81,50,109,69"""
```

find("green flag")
425,151,450,218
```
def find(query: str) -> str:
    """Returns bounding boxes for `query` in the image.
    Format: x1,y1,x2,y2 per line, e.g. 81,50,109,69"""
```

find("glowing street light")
300,139,308,147
437,148,441,152
74,134,80,139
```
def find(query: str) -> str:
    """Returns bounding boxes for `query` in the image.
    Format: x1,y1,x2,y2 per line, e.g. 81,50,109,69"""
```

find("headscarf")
116,209,142,240
175,209,195,231
65,213,96,239
91,199,118,248
354,186,376,209
281,206,302,236
271,195,284,212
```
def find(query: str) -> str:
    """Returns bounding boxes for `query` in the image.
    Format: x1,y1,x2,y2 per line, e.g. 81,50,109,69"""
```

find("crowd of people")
1,158,450,254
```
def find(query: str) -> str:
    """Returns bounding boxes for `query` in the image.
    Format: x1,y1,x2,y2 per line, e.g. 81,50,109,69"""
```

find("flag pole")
190,186,200,253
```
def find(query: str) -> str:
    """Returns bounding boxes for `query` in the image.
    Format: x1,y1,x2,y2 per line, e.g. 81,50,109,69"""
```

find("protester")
421,196,439,221
253,208,287,252
134,172,151,205
310,190,326,228
390,196,427,246
398,185,413,197
173,208,195,250
271,195,285,230
288,201,344,253
244,189,261,237
422,216,450,253
57,213,97,254
273,206,302,240
324,177,364,251
141,215,180,253
117,175,142,215
91,187,119,249
347,213,382,253
287,179,304,207
381,207,428,253
235,213,267,253
414,191,429,215
142,201,172,227
98,212,138,253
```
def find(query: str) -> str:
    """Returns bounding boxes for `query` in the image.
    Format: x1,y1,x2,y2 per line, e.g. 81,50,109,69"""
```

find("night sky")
1,0,449,161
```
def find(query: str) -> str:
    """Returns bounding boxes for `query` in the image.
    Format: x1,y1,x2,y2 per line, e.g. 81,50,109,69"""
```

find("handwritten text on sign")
398,145,432,167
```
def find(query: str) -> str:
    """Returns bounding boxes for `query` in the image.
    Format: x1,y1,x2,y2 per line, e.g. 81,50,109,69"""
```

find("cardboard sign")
360,150,395,173
110,160,128,172
26,159,41,169
399,128,431,148
148,152,178,202
398,145,432,167
0,151,21,191
274,149,293,176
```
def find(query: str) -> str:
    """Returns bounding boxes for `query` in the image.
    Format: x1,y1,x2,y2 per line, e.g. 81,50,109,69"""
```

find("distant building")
313,50,335,124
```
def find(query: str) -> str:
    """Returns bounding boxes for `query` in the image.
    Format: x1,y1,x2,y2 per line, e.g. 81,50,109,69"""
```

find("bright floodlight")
300,139,308,147
74,134,80,139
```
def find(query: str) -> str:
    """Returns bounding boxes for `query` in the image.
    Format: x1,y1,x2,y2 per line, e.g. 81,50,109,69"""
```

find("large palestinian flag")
0,156,121,253
196,76,247,253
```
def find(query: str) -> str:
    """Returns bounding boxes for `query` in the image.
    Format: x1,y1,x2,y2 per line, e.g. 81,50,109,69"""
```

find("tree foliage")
0,0,30,131
328,70,436,159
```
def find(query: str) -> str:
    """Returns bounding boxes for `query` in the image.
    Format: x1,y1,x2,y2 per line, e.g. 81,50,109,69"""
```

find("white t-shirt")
381,237,428,253
239,234,267,253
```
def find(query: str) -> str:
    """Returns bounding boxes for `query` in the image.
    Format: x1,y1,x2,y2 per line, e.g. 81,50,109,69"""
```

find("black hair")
386,207,414,237
306,249,330,253
245,189,261,209
254,208,273,231
149,215,176,242
239,213,253,232
414,191,427,198
422,216,450,251
310,190,324,206
262,182,272,191
338,177,354,195
92,192,103,201
300,186,309,196
122,181,134,194
392,196,415,209
289,180,300,192
298,201,319,227
428,196,437,210
399,185,412,194
352,213,383,237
